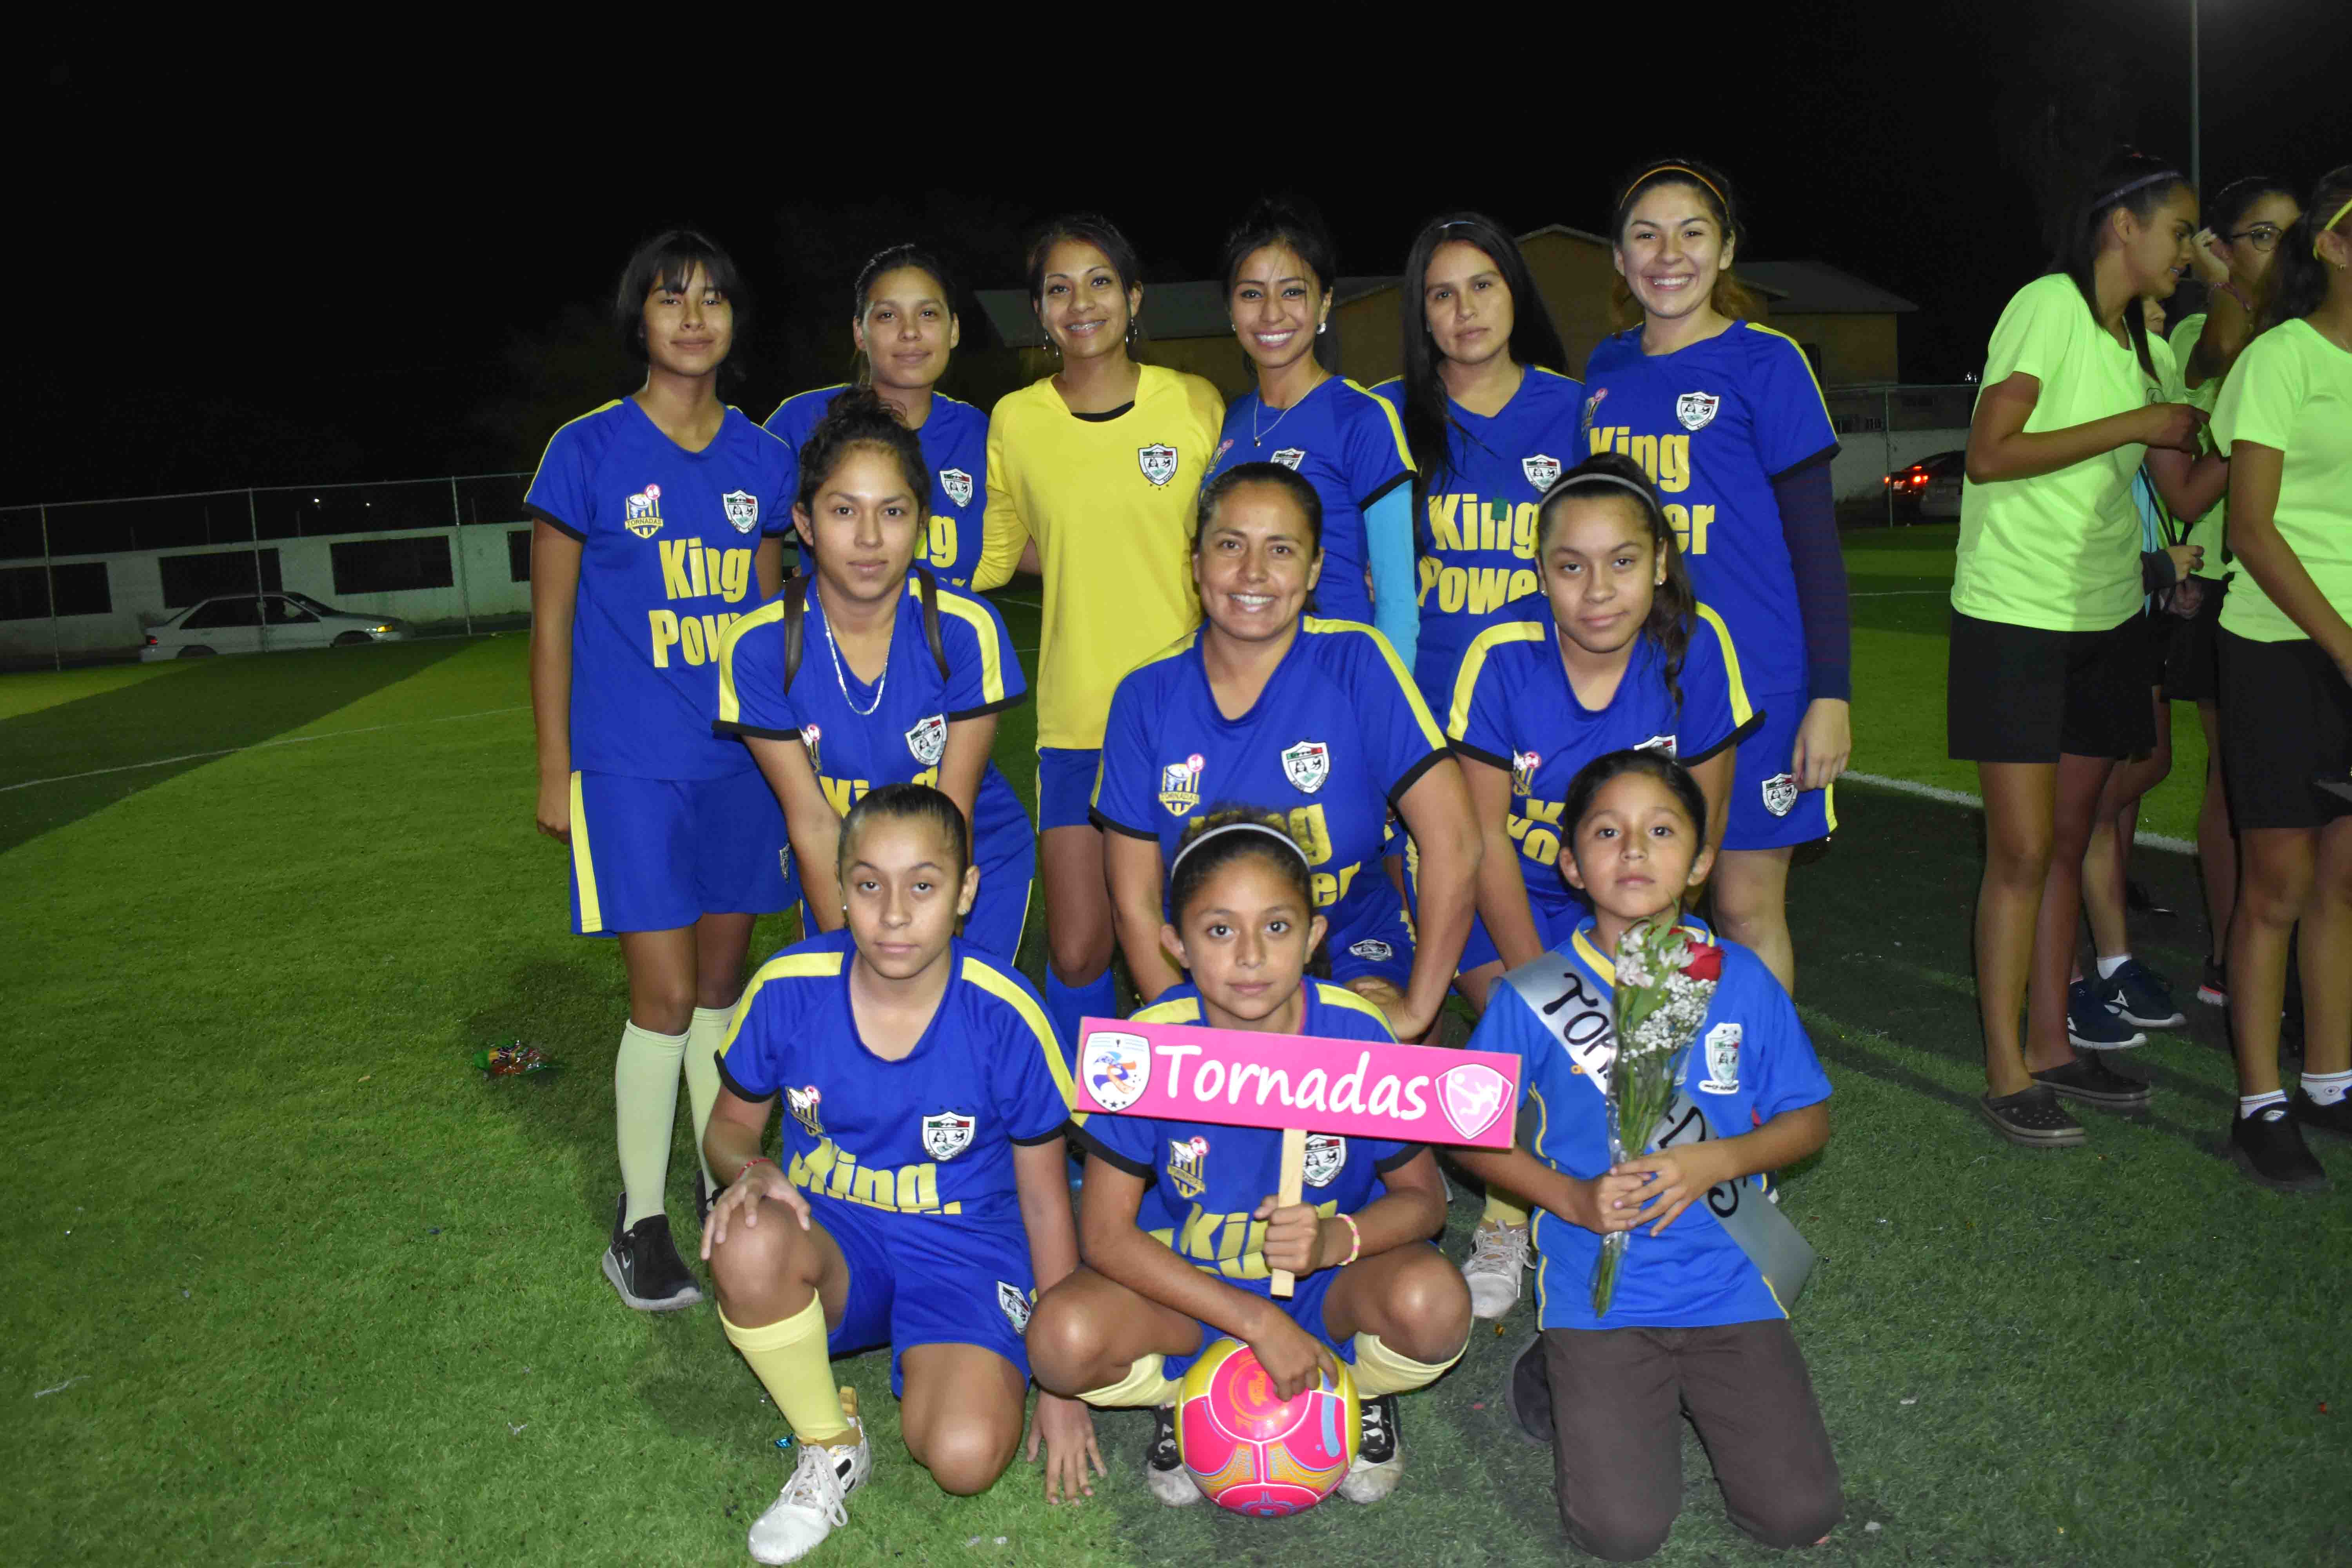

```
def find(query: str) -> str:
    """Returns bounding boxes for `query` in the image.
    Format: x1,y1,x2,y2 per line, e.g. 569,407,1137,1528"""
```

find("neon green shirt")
2166,313,2227,575
1954,274,2157,631
2213,318,2352,644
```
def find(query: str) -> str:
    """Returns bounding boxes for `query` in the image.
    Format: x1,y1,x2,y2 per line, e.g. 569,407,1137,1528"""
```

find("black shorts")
2219,630,2352,831
2159,578,2225,703
1947,610,2158,764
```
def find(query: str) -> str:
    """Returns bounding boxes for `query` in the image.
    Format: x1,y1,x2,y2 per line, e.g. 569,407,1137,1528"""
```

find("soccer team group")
519,154,2352,1562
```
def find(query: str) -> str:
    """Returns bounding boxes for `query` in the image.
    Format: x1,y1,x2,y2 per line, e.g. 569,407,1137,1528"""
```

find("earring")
1317,321,1328,336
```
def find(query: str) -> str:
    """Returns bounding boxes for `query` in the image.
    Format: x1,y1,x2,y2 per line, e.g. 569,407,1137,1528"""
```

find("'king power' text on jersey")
765,387,990,589
525,399,795,779
1577,325,1838,698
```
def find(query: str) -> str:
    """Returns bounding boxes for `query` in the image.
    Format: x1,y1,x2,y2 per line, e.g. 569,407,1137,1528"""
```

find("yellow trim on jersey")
1445,620,1547,741
1690,602,1755,727
927,583,1008,705
1528,1081,1553,1319
720,950,847,1058
960,954,1079,1110
1738,323,1834,427
1302,616,1442,747
532,399,626,476
1310,981,1399,1039
1571,926,1615,986
714,597,788,726
569,771,603,934
1342,378,1416,474
1132,995,1203,1026
764,382,850,428
1824,780,1838,835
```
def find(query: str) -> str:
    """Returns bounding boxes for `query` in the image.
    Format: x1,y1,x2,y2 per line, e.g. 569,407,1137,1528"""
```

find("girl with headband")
1578,156,1845,998
764,245,991,590
1027,808,1470,1508
2209,165,2352,1191
1949,150,2208,1150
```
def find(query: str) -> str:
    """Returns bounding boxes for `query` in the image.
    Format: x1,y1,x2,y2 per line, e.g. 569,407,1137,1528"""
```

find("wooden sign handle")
1270,1126,1306,1298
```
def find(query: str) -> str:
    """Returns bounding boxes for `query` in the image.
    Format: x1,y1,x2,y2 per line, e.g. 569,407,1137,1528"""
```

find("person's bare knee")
707,1201,818,1314
1374,1252,1473,1364
1025,1287,1117,1396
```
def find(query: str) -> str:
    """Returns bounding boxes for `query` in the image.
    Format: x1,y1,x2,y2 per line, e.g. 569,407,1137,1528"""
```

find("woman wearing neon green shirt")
1949,152,2207,1149
2210,165,2352,1192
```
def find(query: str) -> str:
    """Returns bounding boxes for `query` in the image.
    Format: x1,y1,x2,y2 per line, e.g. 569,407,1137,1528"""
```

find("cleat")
2097,960,2185,1029
1460,1220,1530,1320
748,1404,870,1565
2065,981,2147,1051
601,1194,702,1311
1337,1394,1403,1503
2227,1105,2328,1192
1143,1405,1202,1506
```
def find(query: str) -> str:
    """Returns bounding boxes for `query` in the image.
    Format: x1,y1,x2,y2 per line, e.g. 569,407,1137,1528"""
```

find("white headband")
1540,469,1665,523
1169,820,1308,882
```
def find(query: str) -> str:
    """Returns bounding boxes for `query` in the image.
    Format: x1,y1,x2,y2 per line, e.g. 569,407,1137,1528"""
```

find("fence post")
449,477,475,637
41,505,60,671
248,488,269,652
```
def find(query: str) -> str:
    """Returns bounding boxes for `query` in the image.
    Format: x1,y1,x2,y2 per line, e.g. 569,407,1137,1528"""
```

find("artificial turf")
5,530,2344,1566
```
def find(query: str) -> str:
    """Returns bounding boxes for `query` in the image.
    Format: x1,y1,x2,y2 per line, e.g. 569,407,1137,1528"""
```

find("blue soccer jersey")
765,386,989,589
525,400,795,779
1577,325,1838,699
1206,378,1414,629
717,929,1076,1227
1075,980,1417,1292
1092,619,1445,975
1472,916,1832,1331
713,575,1035,953
1446,606,1760,924
1370,367,1586,709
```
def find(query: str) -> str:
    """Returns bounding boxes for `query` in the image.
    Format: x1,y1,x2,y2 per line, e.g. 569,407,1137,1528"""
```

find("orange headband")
1623,164,1726,212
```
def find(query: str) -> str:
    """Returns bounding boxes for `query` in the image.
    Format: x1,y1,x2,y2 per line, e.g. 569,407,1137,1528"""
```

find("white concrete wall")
2,524,534,661
1829,428,1970,501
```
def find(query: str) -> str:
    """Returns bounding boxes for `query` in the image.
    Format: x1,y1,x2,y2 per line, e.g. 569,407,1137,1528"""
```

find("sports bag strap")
782,573,808,692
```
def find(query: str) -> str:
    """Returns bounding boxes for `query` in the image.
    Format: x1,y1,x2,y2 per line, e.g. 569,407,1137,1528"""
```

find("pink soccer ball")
1174,1337,1358,1515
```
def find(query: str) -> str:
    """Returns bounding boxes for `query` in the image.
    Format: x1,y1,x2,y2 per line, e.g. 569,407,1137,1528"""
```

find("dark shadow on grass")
0,639,477,855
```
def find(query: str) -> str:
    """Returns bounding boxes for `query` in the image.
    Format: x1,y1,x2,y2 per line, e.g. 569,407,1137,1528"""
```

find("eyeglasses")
2225,225,2284,252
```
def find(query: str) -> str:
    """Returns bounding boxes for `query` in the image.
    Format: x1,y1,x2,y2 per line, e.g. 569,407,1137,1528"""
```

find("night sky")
11,3,2342,508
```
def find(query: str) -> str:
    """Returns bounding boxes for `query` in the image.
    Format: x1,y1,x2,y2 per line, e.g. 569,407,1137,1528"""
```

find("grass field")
7,524,2345,1567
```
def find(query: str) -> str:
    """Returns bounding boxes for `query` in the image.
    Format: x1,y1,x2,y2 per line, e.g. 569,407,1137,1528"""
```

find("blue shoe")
2097,959,2186,1029
2066,980,2148,1050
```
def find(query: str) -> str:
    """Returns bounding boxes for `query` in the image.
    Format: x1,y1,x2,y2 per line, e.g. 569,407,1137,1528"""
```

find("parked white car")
140,592,410,660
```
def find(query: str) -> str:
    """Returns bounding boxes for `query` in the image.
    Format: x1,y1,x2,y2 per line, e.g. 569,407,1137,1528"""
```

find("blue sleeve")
1448,639,1516,767
939,591,1027,719
1350,631,1448,805
714,984,790,1101
1464,982,1545,1108
1089,675,1160,838
1736,962,1833,1123
523,423,593,540
1364,487,1417,668
1771,457,1850,702
714,607,803,740
991,985,1077,1144
1076,1108,1160,1174
1748,334,1839,477
759,429,797,539
1675,610,1753,764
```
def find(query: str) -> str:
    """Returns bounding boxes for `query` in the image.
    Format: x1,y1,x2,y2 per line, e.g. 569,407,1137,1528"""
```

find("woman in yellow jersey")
2165,177,2302,1008
975,214,1224,1049
1949,152,2207,1149
2209,166,2352,1192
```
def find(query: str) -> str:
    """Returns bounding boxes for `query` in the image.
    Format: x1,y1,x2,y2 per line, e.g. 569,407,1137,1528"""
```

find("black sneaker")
1143,1404,1200,1505
2097,960,2186,1029
2290,1090,2352,1140
601,1193,704,1310
2196,958,2227,1008
1502,1334,1553,1447
2065,981,2148,1050
2227,1106,2328,1192
1337,1394,1403,1503
2033,1054,2151,1109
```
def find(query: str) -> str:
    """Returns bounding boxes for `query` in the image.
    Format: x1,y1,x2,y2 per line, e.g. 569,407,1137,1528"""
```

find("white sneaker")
1143,1404,1203,1506
748,1417,871,1564
1337,1394,1402,1503
1461,1220,1530,1320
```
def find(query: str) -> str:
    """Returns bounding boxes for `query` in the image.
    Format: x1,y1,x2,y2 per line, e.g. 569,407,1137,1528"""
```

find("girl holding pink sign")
1027,810,1472,1509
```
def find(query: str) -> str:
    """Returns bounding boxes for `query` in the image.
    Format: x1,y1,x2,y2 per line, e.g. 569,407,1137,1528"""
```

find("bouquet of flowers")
1591,918,1724,1317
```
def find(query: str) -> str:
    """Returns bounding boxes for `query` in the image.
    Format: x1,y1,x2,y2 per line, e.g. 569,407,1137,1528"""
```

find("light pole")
2190,0,2201,195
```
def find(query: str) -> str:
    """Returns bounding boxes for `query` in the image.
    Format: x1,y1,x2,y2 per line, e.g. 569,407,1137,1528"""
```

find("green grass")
5,563,2345,1567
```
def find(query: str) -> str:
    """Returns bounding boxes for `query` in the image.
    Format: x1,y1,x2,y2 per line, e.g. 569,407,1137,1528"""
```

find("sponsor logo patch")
905,713,947,767
722,489,759,534
1347,938,1394,963
1521,453,1561,489
1281,739,1329,795
1676,391,1720,432
1160,753,1204,817
1512,750,1541,797
921,1111,976,1160
1762,772,1798,818
1083,1030,1152,1112
1581,387,1609,431
1634,733,1679,756
939,467,973,509
1138,443,1178,487
623,483,664,539
1167,1136,1209,1200
786,1084,824,1137
1270,447,1306,470
799,724,822,773
1303,1133,1347,1187
1699,1022,1743,1094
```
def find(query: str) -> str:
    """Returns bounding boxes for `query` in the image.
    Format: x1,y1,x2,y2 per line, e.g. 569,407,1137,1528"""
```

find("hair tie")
1621,164,1726,212
2316,196,2352,258
1168,820,1308,882
2089,169,2183,213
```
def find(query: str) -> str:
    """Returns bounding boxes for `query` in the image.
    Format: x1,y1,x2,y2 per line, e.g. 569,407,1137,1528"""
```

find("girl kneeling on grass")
1454,751,1838,1562
700,783,1094,1565
1026,808,1473,1507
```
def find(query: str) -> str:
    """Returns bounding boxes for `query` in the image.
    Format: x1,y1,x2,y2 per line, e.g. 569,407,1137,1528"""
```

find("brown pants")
1545,1319,1841,1562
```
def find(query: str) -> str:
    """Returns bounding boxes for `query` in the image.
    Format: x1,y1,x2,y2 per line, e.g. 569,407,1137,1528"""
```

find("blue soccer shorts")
817,1199,1035,1396
568,768,795,936
1722,689,1833,852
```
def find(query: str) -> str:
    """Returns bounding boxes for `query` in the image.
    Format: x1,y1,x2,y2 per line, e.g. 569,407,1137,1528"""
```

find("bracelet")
736,1155,776,1184
1336,1213,1362,1269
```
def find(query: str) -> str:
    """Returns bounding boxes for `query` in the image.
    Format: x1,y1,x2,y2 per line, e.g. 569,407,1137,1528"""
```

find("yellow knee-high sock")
1078,1354,1180,1409
684,1006,731,1191
615,1021,687,1225
1350,1333,1465,1397
1482,1189,1531,1229
721,1297,853,1445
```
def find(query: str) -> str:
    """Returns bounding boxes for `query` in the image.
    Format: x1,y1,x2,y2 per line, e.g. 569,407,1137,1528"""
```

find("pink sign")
1074,1016,1521,1149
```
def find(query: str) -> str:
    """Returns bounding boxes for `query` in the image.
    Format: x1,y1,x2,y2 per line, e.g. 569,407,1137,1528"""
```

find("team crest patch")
996,1281,1033,1334
1167,1136,1209,1201
905,713,947,767
786,1085,824,1137
1160,753,1205,817
1676,392,1720,432
1281,739,1329,795
1698,1022,1742,1094
623,483,664,539
1138,443,1179,487
799,724,822,773
1762,772,1798,818
1270,447,1306,470
1083,1029,1152,1112
1347,938,1394,963
1522,454,1561,489
922,1111,976,1160
722,489,759,534
939,468,973,509
1634,733,1679,756
1511,750,1541,797
1303,1133,1347,1187
1581,387,1608,431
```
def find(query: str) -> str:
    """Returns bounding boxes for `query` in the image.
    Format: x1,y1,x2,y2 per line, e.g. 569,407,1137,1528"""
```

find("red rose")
1680,942,1724,983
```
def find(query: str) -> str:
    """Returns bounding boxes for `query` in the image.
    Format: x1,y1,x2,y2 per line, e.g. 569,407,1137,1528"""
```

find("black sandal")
1977,1084,2086,1147
2034,1055,2151,1109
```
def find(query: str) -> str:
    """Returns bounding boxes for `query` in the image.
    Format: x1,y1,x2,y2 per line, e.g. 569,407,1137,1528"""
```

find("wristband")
1336,1213,1362,1269
736,1155,776,1184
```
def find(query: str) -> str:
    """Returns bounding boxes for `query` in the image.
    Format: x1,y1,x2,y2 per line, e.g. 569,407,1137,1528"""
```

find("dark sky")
9,4,2343,506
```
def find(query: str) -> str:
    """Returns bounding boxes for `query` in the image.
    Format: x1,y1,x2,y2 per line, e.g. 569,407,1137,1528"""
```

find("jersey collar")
1569,913,1715,989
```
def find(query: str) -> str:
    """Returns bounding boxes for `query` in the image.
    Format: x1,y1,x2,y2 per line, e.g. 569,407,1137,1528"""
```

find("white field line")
1851,589,1947,597
0,706,529,793
1843,771,2194,855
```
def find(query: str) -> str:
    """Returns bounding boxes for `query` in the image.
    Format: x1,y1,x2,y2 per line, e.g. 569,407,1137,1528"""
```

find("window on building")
508,528,532,583
161,549,282,608
0,563,112,621
331,535,453,595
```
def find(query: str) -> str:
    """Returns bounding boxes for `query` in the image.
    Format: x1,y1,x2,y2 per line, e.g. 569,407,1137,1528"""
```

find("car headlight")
368,624,393,634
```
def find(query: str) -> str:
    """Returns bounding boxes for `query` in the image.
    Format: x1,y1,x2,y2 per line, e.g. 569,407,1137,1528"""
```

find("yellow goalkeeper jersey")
976,363,1225,750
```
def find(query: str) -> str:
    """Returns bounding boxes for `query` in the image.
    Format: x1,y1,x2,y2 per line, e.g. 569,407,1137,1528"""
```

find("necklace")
1251,371,1324,446
821,606,890,717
